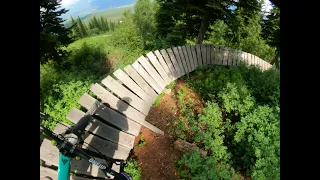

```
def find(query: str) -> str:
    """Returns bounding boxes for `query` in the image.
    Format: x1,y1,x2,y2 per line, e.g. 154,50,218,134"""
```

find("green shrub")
124,159,141,180
174,65,279,179
65,42,110,76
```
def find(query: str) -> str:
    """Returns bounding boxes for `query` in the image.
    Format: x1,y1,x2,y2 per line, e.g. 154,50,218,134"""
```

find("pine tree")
40,0,73,64
92,16,101,31
104,18,110,31
100,16,107,31
77,16,88,37
110,21,115,31
70,16,81,39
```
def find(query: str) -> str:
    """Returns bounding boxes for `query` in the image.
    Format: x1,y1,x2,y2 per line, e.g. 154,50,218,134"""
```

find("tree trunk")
270,55,280,70
196,13,210,44
174,139,207,157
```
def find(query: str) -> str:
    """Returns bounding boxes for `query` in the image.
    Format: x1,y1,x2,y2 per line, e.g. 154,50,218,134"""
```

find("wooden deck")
40,44,273,179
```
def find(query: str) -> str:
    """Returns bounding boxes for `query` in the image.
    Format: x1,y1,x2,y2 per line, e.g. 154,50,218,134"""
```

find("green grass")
153,92,166,106
138,134,147,147
67,34,112,50
124,158,141,180
64,5,134,27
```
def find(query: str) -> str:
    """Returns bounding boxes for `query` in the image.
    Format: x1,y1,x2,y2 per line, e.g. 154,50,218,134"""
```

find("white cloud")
60,0,80,8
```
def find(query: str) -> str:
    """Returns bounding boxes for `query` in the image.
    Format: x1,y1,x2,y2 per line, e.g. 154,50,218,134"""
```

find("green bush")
174,65,279,180
124,159,141,180
64,42,110,76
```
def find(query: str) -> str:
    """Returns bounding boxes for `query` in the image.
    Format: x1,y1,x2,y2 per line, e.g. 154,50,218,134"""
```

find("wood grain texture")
114,69,154,106
172,47,186,75
159,49,179,79
190,45,198,69
78,93,141,136
137,56,167,89
177,46,189,74
90,83,147,124
132,61,163,94
102,75,150,115
182,46,192,73
146,52,171,84
200,44,207,66
67,107,136,149
123,65,158,101
196,44,203,67
206,44,211,66
154,50,176,81
166,48,183,77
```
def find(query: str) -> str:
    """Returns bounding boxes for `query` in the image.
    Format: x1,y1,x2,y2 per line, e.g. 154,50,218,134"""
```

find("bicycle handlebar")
40,124,121,178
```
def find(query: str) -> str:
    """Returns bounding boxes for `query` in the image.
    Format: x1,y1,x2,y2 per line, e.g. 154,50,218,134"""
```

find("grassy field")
64,5,134,27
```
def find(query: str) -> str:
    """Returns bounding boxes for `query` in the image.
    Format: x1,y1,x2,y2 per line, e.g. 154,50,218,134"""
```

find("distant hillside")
64,5,134,27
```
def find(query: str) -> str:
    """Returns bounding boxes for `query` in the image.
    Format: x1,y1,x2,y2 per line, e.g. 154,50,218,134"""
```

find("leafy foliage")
124,159,142,180
173,65,279,179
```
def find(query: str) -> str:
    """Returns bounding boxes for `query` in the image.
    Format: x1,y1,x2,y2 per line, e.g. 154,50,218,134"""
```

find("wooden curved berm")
40,44,272,179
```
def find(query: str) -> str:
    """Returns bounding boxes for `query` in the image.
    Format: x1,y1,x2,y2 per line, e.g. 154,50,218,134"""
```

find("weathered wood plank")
137,56,167,89
186,45,195,71
90,83,147,124
78,93,141,136
132,61,163,94
172,47,186,75
166,48,183,77
206,44,211,66
114,69,154,106
190,45,198,70
102,75,150,115
239,50,246,65
67,108,136,149
210,45,217,65
215,45,223,65
159,49,179,79
221,46,228,65
40,127,125,177
154,50,176,81
123,65,158,101
196,44,203,67
200,44,207,66
146,52,171,84
181,46,192,73
227,47,233,66
176,46,189,74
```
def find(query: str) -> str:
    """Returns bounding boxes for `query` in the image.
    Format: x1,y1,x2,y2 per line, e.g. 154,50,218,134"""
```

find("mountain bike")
40,110,132,180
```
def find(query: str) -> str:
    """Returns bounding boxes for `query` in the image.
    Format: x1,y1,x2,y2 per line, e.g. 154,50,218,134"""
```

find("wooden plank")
146,52,171,84
214,45,222,65
172,47,186,75
154,50,176,81
200,44,207,66
206,44,211,66
190,45,198,69
40,165,109,180
159,49,179,79
90,83,147,124
137,56,167,89
195,44,203,67
78,94,141,136
123,65,158,101
114,69,154,106
176,46,189,74
166,48,183,77
221,46,228,65
186,45,195,71
227,48,234,66
211,45,217,65
40,128,124,177
132,61,163,94
181,46,192,73
234,49,241,66
102,75,150,115
67,108,135,150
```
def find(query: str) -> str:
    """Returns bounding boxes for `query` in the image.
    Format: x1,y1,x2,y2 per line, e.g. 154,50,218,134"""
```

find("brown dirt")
129,79,206,180
131,89,182,180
